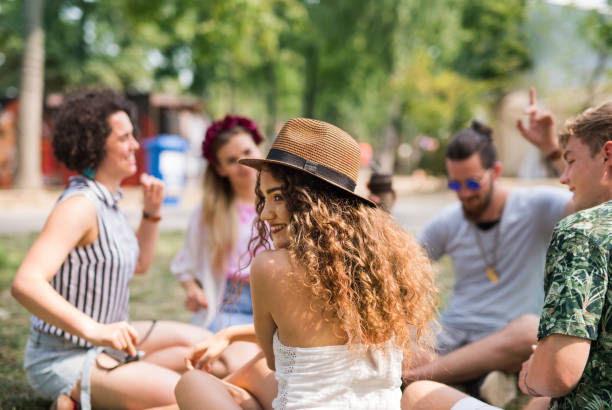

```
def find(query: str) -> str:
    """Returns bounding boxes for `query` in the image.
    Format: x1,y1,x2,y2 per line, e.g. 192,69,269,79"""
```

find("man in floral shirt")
531,203,612,409
517,102,612,409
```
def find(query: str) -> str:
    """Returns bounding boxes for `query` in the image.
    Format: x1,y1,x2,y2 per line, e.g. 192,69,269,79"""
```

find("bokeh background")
1,0,612,407
2,0,612,189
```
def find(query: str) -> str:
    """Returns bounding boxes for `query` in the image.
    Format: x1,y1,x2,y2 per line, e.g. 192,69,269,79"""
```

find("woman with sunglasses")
175,118,438,409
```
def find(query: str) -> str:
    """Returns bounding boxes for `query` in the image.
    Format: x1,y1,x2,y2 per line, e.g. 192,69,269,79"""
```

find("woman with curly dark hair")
175,118,438,409
11,89,218,409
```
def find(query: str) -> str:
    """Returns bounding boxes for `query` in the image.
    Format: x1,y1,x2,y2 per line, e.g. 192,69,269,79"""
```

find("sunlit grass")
0,233,526,409
0,232,189,409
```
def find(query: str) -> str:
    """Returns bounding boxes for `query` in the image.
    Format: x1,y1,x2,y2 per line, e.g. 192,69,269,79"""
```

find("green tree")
579,1,612,106
3,0,540,183
453,0,532,83
0,0,25,94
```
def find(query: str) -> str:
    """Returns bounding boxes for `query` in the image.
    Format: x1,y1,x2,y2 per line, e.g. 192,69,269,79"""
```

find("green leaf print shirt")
538,200,612,410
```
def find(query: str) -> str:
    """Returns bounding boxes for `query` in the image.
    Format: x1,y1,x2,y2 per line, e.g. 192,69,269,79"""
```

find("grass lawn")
0,231,188,409
0,232,528,409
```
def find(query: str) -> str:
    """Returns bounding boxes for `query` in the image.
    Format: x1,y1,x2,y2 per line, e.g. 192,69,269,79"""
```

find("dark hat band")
267,148,356,192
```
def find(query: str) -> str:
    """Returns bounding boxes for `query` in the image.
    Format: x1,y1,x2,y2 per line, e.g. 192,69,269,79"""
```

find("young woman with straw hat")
175,118,438,409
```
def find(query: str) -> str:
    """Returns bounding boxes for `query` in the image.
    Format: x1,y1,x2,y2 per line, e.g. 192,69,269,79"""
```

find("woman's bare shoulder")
45,194,97,237
251,249,293,279
251,250,307,292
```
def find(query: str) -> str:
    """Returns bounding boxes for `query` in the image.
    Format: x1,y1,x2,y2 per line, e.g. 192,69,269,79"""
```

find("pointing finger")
124,336,136,356
529,87,536,106
127,323,139,345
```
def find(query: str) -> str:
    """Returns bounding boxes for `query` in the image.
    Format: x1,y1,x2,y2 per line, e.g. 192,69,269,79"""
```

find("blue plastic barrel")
144,134,190,205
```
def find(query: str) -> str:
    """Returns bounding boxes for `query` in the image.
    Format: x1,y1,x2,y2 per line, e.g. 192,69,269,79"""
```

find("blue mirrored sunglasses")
447,178,482,191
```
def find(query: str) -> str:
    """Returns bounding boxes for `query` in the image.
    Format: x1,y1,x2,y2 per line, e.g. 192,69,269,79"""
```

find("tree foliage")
3,0,538,173
578,0,612,106
452,0,531,81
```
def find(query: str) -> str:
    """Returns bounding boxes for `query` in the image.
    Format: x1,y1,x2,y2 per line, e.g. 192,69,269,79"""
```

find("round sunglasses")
447,179,482,191
447,170,491,192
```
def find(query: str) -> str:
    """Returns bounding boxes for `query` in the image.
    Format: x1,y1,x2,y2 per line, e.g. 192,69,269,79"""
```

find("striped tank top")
30,176,140,347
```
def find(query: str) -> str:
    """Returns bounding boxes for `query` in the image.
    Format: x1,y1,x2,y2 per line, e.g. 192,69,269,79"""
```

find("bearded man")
404,103,575,407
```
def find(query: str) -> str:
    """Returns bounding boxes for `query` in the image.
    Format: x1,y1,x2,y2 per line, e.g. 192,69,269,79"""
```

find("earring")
83,167,96,179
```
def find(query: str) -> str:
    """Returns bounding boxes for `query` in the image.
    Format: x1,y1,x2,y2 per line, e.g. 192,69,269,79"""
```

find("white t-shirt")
418,186,571,333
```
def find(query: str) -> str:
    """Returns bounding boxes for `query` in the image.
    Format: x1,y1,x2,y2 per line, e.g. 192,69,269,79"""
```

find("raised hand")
140,173,164,217
516,88,559,154
87,321,139,356
185,330,231,372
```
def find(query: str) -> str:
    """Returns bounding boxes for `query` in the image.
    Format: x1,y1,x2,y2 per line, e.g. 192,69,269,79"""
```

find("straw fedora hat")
239,118,374,206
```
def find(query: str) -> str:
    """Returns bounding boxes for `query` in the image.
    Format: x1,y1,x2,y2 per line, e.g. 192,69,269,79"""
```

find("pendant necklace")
473,222,501,283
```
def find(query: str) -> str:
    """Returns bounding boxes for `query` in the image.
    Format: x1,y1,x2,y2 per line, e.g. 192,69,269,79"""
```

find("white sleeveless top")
272,331,402,409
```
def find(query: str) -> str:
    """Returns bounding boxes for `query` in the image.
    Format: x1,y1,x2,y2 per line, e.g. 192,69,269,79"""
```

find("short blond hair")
560,102,612,156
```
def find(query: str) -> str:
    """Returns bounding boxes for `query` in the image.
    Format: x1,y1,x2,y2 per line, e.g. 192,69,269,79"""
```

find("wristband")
142,211,161,222
523,370,542,397
545,148,562,162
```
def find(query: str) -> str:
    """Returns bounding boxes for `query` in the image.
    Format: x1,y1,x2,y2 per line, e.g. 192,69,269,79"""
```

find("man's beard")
462,182,494,222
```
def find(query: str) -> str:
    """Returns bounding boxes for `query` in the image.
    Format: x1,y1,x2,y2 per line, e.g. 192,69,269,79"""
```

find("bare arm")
516,87,564,173
134,173,164,274
186,324,257,371
519,334,591,398
250,251,280,371
10,195,139,354
181,279,209,312
516,87,576,216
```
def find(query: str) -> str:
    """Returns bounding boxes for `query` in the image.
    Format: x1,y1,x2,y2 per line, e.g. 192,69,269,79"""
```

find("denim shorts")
435,324,495,355
24,329,100,410
207,281,254,333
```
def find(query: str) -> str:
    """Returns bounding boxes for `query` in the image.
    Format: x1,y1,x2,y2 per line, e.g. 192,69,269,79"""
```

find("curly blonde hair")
250,164,438,361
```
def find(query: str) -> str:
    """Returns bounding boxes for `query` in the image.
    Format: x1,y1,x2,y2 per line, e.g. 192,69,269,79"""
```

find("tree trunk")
375,105,401,173
16,0,45,189
264,61,277,138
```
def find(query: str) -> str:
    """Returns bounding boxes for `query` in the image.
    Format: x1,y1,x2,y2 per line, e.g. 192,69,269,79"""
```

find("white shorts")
451,397,501,410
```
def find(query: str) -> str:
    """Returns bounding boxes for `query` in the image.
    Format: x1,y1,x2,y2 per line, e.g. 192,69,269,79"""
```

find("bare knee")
402,380,466,410
402,380,438,408
175,370,199,395
90,361,179,409
175,370,239,410
175,370,207,408
502,314,539,350
220,342,261,374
